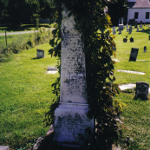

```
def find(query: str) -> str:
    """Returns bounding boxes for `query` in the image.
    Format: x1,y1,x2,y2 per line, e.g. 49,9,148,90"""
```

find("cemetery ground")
0,24,150,149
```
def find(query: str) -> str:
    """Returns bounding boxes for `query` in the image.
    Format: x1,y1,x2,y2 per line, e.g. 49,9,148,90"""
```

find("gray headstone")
140,24,142,28
136,28,139,32
119,24,123,30
142,29,144,32
37,49,44,59
126,23,128,29
113,26,116,35
129,28,132,34
135,82,149,100
54,4,94,146
129,48,139,61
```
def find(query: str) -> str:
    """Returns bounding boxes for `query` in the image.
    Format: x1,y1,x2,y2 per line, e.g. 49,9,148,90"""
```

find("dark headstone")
37,49,44,59
144,46,147,53
149,35,150,40
129,48,139,61
129,28,132,34
135,82,149,100
130,37,134,42
142,29,144,32
123,38,127,42
126,36,128,38
119,30,121,34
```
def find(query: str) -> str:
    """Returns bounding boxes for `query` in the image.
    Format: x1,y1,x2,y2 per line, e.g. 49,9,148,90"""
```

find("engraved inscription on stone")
60,5,87,103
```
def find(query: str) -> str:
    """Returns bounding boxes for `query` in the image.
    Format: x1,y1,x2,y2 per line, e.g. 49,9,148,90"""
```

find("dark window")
134,12,138,19
146,12,149,19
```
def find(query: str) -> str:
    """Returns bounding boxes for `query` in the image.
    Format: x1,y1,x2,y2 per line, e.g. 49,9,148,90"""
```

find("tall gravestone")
54,5,94,147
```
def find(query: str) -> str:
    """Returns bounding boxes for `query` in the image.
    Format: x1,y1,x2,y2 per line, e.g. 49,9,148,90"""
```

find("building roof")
133,0,150,8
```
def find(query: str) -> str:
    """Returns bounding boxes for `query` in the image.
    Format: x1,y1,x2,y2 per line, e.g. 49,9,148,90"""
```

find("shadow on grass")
31,57,43,60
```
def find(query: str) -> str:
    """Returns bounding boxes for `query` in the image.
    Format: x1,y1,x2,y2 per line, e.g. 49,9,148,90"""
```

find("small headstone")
113,26,116,35
129,48,139,61
127,29,129,32
123,38,127,42
149,35,150,40
37,49,44,59
140,24,142,28
144,46,147,53
135,82,149,100
142,29,144,32
119,24,123,30
126,36,128,38
126,23,128,29
129,28,132,34
136,28,139,32
130,37,134,42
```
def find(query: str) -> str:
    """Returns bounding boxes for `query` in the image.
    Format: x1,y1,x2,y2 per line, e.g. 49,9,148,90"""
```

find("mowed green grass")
113,25,150,149
0,43,59,149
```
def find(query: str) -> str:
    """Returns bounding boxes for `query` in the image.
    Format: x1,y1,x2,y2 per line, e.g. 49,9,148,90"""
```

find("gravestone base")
54,102,94,147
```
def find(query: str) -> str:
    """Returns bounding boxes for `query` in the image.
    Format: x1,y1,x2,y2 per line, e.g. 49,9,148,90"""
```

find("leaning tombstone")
130,37,134,42
144,46,147,53
54,5,94,147
123,38,127,42
129,48,139,61
37,49,44,59
135,82,149,100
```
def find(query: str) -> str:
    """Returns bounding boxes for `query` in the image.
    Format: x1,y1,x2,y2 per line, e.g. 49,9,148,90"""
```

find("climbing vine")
44,0,123,149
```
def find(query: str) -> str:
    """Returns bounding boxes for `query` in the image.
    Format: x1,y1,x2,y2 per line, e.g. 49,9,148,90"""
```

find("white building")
127,0,150,23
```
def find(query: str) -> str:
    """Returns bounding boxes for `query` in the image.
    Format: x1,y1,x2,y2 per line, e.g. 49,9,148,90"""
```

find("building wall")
127,8,150,23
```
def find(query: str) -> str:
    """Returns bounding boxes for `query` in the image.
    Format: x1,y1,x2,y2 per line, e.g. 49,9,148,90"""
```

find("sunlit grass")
0,43,59,149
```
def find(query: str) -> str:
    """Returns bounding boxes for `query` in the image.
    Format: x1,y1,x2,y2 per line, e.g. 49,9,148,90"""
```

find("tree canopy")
0,0,52,26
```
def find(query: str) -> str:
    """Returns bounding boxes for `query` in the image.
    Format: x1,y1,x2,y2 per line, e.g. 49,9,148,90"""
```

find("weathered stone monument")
135,82,149,100
37,49,44,59
129,48,139,61
54,5,94,147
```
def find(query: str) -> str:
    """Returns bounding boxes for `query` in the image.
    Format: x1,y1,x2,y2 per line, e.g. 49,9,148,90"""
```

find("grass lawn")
113,25,150,149
0,43,59,149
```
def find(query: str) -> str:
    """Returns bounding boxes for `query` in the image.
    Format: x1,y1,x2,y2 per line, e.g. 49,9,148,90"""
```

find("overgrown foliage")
45,1,124,149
